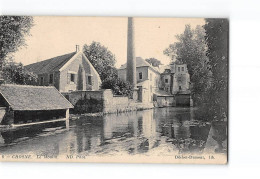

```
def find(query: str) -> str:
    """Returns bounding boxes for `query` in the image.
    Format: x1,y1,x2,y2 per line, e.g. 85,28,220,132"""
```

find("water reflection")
0,107,227,156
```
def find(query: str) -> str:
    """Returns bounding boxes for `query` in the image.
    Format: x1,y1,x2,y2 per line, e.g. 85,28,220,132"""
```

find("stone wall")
63,89,153,114
63,90,104,113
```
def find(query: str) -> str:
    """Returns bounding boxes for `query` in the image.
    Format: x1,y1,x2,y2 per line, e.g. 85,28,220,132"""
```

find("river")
0,107,227,157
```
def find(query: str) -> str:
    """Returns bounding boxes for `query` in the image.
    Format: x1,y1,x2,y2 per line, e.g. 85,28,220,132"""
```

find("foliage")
83,41,133,96
2,61,38,85
83,41,116,81
74,97,103,114
164,25,212,105
203,19,229,119
145,58,162,67
101,77,133,97
0,16,33,69
100,65,118,82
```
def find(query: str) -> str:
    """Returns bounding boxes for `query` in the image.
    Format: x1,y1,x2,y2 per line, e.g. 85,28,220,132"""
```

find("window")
182,67,184,71
88,76,92,85
139,72,143,80
70,74,75,83
40,77,44,86
179,86,182,90
150,73,152,81
178,67,180,72
49,74,53,84
165,79,168,83
177,76,182,82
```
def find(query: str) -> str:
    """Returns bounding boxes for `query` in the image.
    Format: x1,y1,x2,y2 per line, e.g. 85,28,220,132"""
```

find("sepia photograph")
0,16,228,164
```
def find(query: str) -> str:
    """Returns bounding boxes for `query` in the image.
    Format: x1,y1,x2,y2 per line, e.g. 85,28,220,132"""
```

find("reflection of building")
141,110,157,149
103,113,135,139
25,45,101,92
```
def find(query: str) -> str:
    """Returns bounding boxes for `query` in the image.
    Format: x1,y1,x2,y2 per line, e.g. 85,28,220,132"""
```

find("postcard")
0,16,228,164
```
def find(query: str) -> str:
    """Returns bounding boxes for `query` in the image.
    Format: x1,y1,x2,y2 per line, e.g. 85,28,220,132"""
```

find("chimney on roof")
76,45,80,52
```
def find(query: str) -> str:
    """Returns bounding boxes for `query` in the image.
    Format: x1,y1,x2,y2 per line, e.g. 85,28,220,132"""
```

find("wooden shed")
0,84,73,128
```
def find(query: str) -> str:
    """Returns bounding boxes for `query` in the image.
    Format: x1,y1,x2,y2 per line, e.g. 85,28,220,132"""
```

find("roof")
0,85,73,111
119,57,160,73
25,52,76,74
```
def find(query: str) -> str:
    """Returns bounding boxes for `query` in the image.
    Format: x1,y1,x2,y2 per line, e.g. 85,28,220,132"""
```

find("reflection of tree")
211,121,227,153
158,108,213,154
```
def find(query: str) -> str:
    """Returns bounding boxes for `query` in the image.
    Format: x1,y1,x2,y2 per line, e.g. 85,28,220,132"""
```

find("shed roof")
24,52,76,74
0,85,73,111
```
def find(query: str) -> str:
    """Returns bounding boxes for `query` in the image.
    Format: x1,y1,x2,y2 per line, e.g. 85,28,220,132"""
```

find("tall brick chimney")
126,17,136,87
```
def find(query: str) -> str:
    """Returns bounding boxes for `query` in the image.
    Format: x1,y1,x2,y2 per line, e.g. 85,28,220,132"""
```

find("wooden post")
65,108,69,129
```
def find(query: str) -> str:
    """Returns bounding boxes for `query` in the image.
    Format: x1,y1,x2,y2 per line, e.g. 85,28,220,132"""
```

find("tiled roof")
119,57,151,69
0,85,73,110
25,52,76,74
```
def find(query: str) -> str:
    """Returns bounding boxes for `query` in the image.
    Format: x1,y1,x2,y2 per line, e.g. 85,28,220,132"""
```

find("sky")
13,16,205,68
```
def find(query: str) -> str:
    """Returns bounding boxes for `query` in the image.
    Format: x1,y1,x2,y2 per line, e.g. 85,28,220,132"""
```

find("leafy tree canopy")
2,61,37,85
204,19,229,118
83,41,116,81
83,41,133,96
164,24,212,105
0,16,33,67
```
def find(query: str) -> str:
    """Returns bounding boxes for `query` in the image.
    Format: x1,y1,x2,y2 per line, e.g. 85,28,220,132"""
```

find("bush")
101,77,133,97
2,62,38,85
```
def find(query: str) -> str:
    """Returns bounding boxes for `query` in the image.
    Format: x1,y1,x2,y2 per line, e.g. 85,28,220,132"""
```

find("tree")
2,62,37,85
145,58,162,67
204,19,229,119
0,16,33,69
164,24,212,105
101,77,133,97
83,41,133,96
83,41,116,81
